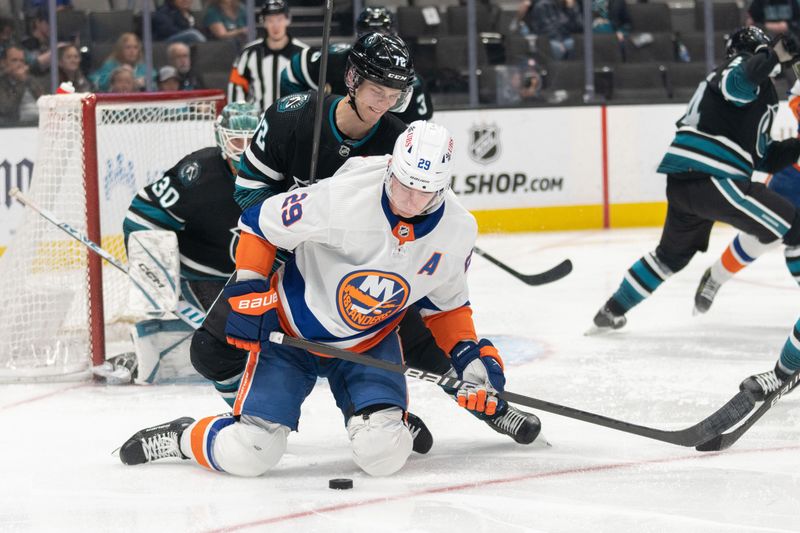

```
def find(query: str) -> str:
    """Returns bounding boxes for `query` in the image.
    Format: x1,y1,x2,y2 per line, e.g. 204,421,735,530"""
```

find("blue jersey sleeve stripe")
129,197,184,231
721,66,759,106
239,204,267,240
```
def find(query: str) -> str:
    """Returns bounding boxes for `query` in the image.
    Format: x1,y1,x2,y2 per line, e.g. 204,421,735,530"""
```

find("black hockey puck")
329,478,353,490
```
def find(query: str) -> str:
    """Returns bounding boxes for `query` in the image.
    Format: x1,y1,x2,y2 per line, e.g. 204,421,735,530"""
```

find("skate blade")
584,324,613,336
530,431,551,449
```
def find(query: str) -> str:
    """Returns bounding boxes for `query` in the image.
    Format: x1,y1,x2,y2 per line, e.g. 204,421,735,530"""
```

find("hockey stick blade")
11,188,206,330
695,370,800,452
472,246,572,286
269,333,755,447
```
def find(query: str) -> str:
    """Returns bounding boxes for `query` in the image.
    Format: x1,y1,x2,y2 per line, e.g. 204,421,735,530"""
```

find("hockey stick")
472,246,572,286
10,188,205,329
695,370,800,452
269,332,755,447
308,0,333,184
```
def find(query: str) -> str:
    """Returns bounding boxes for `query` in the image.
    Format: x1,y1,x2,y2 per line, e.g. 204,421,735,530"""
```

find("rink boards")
0,101,797,254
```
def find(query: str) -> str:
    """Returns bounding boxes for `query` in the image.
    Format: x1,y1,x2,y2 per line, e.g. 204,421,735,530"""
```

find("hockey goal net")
0,91,225,382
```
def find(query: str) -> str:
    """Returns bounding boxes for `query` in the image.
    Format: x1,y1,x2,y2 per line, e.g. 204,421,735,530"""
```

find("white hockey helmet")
214,102,260,162
385,120,454,216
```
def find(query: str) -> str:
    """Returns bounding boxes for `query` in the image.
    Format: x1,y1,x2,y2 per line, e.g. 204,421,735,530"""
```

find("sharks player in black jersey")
590,27,800,341
280,6,433,124
191,32,542,446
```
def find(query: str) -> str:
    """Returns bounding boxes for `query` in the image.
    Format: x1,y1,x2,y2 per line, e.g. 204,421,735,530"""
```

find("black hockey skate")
482,402,542,445
119,417,195,465
740,365,795,401
694,268,721,315
587,303,627,334
406,412,433,454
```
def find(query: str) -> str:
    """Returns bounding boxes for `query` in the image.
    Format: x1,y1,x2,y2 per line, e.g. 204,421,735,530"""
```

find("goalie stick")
10,188,205,329
472,246,572,286
269,332,755,447
695,370,800,452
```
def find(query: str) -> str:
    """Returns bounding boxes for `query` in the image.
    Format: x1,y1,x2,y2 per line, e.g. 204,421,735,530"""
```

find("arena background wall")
0,102,796,254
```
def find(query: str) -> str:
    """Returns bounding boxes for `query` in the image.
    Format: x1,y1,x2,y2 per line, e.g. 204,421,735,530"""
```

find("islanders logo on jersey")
336,270,410,331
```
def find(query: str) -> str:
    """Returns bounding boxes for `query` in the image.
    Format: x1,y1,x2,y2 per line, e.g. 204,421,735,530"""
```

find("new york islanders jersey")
280,43,434,123
123,146,241,281
239,156,477,351
235,91,407,209
658,50,781,180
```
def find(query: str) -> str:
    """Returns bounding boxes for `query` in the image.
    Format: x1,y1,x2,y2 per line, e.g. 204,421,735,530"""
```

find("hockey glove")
450,339,506,415
223,279,279,352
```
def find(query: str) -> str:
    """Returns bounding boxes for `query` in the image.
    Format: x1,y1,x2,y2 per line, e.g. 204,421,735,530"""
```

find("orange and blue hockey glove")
450,339,505,415
223,278,279,352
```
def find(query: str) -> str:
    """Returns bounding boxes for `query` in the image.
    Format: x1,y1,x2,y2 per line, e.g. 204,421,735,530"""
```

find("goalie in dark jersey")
100,102,261,385
280,6,433,124
190,32,543,447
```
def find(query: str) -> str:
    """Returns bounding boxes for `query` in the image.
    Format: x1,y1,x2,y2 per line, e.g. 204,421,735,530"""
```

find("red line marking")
0,382,90,412
205,443,800,532
601,105,610,229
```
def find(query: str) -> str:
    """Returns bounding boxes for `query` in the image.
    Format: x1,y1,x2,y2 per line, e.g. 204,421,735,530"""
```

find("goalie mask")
214,102,260,162
345,32,414,115
385,121,454,218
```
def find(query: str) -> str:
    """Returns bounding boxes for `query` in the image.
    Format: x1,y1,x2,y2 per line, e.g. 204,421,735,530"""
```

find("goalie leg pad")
347,406,412,477
131,319,196,384
183,414,289,477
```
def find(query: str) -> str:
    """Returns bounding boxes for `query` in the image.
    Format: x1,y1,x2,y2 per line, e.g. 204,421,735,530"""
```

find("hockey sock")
778,318,800,373
214,373,242,408
180,414,236,471
784,246,800,287
610,252,672,313
712,233,776,284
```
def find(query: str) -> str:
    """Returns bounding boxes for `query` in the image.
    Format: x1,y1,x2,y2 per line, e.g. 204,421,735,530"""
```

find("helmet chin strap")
347,90,367,123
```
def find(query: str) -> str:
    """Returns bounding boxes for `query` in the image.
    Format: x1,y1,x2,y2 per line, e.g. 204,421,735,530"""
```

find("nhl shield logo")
468,124,500,165
338,144,351,157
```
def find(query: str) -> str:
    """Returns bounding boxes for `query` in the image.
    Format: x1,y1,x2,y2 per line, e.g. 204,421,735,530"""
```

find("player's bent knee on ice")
347,406,412,476
214,416,289,477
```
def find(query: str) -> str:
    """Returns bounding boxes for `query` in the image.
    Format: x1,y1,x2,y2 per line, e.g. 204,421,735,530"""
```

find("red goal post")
0,90,225,382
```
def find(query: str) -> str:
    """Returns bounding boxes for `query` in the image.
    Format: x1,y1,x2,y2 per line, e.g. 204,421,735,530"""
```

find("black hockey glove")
771,33,800,63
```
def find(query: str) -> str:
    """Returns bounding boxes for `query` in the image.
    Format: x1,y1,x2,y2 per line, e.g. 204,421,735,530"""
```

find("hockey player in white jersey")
118,121,516,477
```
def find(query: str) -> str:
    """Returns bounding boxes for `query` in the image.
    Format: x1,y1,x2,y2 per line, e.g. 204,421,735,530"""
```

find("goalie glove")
450,339,506,415
223,278,280,352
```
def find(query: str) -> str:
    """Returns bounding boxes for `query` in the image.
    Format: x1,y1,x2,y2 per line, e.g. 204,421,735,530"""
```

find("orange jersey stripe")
790,95,800,122
423,306,477,354
233,350,260,416
190,416,216,470
235,233,277,276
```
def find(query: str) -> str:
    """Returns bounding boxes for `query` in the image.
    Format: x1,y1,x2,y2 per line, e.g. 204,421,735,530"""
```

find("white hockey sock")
711,233,777,283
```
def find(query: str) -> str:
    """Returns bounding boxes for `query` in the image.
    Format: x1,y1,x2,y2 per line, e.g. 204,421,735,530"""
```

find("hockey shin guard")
610,251,673,313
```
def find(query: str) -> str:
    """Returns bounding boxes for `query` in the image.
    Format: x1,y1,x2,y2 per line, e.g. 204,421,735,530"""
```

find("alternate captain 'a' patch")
336,270,410,331
278,93,311,112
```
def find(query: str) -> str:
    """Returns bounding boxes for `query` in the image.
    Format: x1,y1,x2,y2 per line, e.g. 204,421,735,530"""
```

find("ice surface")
2,227,799,533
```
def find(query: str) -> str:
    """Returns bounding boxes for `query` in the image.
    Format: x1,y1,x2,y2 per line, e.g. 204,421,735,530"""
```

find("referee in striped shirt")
227,0,309,110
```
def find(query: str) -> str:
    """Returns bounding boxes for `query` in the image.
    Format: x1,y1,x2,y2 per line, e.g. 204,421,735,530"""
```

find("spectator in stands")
591,0,631,42
166,42,205,90
90,33,147,92
203,0,248,43
747,0,800,37
153,0,207,45
0,44,44,124
21,8,55,75
58,43,91,92
517,0,582,60
0,16,16,59
157,65,181,91
23,0,72,12
108,64,136,93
